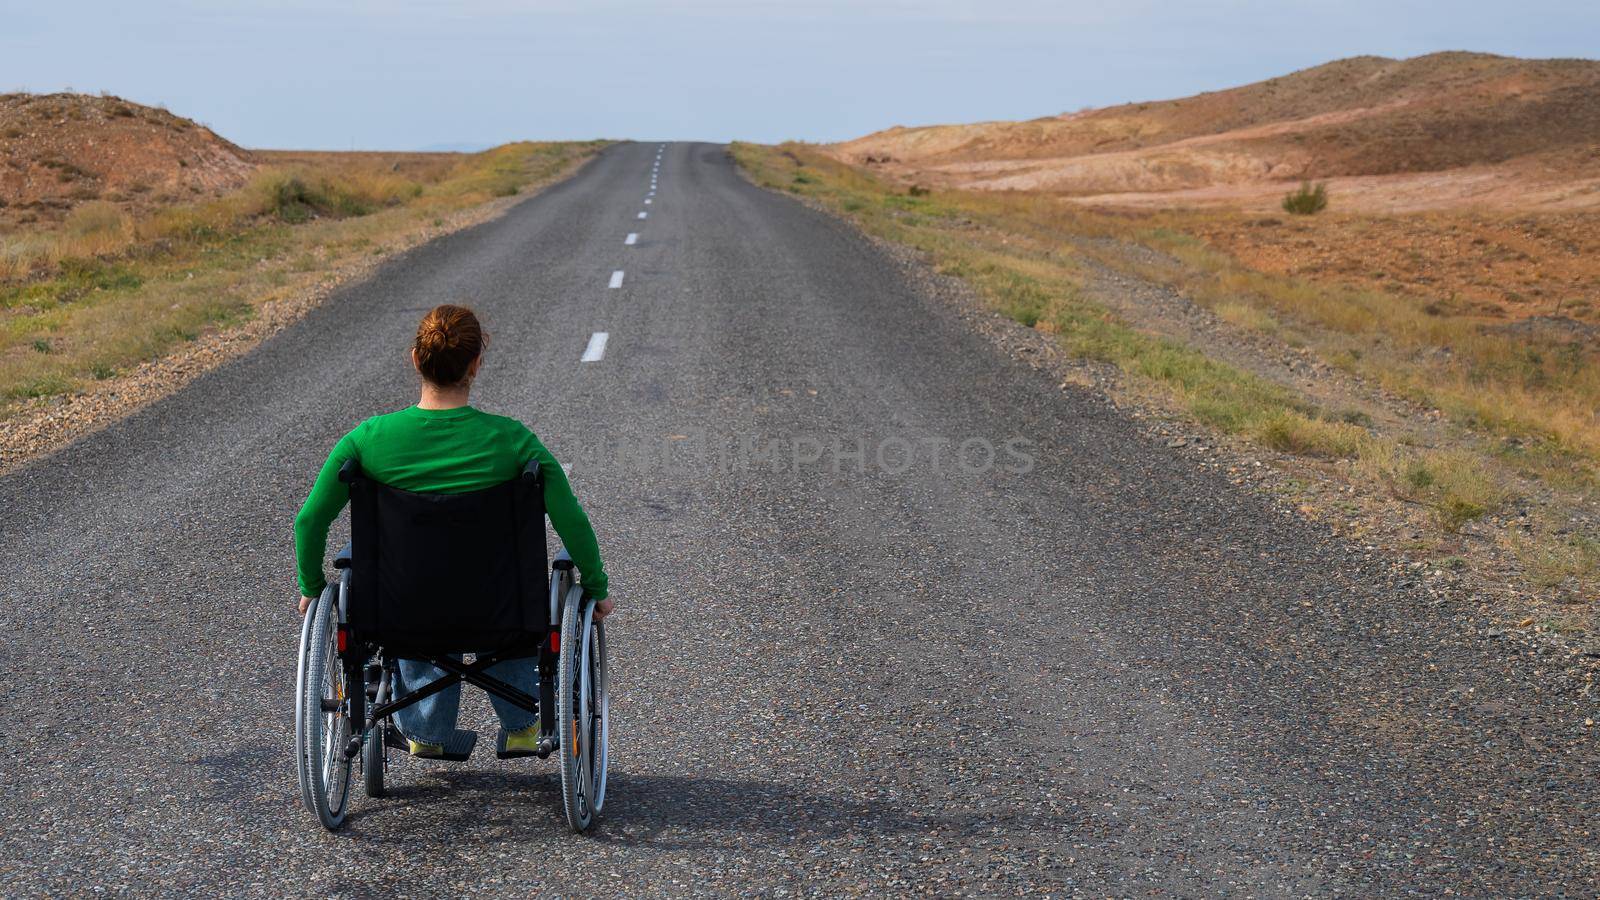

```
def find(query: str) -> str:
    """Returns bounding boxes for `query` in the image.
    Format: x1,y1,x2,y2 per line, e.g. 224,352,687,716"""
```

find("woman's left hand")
298,595,314,616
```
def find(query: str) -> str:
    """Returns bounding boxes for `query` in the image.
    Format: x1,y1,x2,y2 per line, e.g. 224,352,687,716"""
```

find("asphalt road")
2,142,1596,896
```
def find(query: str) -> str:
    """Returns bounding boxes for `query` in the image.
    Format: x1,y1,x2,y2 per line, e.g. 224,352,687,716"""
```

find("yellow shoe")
498,720,542,758
407,737,445,759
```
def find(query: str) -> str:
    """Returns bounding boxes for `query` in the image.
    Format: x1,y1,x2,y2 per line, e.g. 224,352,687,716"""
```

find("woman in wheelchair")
293,304,611,761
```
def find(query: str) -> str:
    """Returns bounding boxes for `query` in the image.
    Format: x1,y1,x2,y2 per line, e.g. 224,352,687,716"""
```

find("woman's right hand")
593,597,614,621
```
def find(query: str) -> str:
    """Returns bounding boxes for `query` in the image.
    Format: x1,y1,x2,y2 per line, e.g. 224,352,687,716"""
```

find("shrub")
908,184,931,197
1282,181,1328,215
248,170,418,222
254,173,320,223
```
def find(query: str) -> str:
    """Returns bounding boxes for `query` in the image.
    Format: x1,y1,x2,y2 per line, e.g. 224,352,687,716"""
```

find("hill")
830,53,1600,211
0,93,255,228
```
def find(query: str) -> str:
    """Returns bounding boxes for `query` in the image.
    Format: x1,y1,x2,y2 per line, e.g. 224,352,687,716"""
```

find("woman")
293,304,611,759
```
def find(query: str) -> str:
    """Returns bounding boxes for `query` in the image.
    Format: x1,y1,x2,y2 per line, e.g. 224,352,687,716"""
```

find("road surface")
2,142,1595,895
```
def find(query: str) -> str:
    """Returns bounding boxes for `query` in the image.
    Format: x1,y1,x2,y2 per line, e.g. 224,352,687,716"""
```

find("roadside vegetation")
0,141,605,413
1281,182,1329,215
731,141,1598,602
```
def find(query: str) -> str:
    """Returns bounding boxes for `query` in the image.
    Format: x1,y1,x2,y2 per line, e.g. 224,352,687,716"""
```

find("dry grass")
1,202,134,279
774,158,1600,479
1517,531,1600,596
0,140,606,409
1355,441,1509,532
1109,224,1600,470
732,141,1533,542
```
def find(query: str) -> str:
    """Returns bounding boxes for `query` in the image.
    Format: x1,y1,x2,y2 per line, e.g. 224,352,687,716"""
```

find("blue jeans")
393,655,540,744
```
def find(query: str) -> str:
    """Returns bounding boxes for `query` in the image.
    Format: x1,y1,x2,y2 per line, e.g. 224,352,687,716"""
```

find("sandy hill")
831,53,1600,211
0,93,255,227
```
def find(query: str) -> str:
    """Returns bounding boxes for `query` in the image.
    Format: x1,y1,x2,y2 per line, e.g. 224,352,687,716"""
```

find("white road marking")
644,198,652,204
638,211,647,219
581,332,609,362
609,270,625,289
625,232,638,245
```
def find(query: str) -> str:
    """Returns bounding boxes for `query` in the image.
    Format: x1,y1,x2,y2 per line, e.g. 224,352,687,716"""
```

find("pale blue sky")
2,1,1595,150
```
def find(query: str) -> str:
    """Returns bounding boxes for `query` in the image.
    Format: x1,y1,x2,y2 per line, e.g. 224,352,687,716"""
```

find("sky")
2,0,1596,150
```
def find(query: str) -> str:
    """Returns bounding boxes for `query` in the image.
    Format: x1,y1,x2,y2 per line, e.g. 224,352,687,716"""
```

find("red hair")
413,304,485,386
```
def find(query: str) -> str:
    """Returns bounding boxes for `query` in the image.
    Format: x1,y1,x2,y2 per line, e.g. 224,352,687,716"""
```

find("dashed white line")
608,270,625,289
638,211,648,219
644,198,652,204
581,332,609,362
625,233,638,245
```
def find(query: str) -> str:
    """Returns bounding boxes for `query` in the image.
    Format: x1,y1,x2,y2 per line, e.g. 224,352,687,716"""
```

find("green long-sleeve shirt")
294,405,607,601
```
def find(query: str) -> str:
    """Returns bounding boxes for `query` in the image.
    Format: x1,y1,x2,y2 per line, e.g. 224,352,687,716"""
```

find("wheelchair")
294,459,609,832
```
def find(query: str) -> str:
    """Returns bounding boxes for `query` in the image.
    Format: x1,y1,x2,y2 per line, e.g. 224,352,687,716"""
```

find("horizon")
4,1,1599,151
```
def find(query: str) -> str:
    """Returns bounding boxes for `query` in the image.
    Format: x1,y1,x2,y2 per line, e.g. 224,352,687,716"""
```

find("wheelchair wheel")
362,668,389,798
295,589,353,830
557,586,609,832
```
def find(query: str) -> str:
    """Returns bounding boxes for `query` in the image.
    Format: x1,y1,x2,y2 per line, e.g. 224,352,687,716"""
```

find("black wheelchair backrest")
341,458,547,653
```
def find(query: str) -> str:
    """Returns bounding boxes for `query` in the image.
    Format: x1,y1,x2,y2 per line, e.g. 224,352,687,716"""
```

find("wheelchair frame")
294,470,609,834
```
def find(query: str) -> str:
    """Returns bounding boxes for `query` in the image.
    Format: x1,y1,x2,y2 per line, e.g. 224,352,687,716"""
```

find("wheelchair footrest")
436,729,479,762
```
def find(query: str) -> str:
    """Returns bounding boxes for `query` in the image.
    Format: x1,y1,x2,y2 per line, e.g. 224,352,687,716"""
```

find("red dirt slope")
831,53,1600,212
0,93,255,228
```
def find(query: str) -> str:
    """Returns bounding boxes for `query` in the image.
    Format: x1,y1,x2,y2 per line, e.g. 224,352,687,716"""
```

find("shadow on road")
327,769,988,848
591,773,975,849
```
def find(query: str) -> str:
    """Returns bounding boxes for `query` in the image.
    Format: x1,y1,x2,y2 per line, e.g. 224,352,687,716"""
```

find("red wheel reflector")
549,633,560,653
336,626,348,653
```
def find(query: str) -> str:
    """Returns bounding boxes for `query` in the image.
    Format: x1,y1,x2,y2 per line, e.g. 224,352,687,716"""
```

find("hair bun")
417,319,452,351
413,304,484,386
